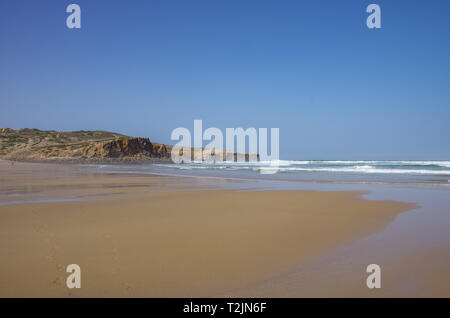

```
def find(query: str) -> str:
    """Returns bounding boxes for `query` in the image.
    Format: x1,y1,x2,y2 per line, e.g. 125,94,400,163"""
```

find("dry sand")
0,160,416,297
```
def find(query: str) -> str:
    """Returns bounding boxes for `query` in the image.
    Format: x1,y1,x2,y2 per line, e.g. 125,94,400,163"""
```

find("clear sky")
1,0,449,159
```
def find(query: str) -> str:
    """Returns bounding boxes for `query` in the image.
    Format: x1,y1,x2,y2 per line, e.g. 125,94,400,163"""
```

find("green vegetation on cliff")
0,128,169,162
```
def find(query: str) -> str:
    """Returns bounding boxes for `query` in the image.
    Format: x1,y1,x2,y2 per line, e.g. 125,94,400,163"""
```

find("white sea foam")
264,166,450,175
152,160,450,177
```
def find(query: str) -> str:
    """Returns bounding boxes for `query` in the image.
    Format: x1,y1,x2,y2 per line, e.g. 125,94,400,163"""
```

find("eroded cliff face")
81,138,168,159
0,128,170,162
0,128,256,163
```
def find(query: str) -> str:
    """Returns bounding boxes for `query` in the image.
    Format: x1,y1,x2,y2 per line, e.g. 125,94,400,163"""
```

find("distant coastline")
0,128,257,164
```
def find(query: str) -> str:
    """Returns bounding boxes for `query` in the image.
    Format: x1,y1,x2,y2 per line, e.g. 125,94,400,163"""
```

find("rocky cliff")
0,128,170,162
0,128,258,163
82,138,168,159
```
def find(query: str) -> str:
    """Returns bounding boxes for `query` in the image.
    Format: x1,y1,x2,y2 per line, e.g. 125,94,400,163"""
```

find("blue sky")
1,0,449,159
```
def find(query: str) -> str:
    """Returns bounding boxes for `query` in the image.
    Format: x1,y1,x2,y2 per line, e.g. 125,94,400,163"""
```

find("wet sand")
228,235,450,298
0,160,417,297
228,184,450,298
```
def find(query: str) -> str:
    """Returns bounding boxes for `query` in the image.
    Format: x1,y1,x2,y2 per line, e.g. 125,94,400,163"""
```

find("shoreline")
3,159,449,186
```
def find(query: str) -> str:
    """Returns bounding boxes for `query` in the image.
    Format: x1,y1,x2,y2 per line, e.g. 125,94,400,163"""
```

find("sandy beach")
0,160,418,297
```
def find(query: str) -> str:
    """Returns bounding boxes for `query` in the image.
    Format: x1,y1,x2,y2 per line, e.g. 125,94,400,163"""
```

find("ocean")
98,160,450,185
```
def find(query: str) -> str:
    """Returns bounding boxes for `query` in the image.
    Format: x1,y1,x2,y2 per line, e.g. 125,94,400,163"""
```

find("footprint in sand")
104,234,121,275
56,264,65,273
51,276,63,287
122,282,133,293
